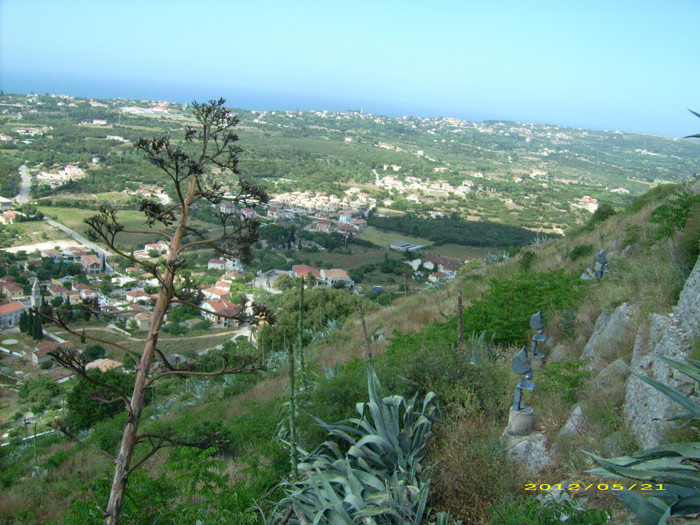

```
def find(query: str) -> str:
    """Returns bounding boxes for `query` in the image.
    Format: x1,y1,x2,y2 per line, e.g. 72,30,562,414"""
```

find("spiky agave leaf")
584,356,700,524
268,363,446,524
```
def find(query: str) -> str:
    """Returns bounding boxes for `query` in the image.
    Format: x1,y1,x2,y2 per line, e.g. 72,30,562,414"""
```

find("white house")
202,287,231,301
320,269,354,288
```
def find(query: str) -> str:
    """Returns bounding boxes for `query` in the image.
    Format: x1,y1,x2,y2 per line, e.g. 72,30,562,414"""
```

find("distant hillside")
1,92,699,234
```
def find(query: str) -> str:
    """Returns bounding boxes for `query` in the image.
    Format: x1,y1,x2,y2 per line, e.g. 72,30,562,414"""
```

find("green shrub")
626,183,682,214
586,202,616,228
488,497,611,525
649,189,700,240
519,250,536,271
463,271,582,346
568,244,594,261
538,360,592,404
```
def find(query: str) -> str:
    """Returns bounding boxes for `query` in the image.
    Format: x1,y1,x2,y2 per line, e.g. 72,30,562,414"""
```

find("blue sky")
1,0,698,136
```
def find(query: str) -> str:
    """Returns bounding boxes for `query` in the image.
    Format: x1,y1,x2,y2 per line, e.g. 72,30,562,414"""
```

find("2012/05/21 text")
525,483,665,491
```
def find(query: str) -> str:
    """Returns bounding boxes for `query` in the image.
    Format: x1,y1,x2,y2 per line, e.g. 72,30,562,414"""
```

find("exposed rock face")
623,256,700,449
502,432,554,475
600,430,628,457
580,303,637,373
580,268,596,281
558,404,585,439
675,255,700,337
623,315,691,448
548,343,571,363
585,358,629,405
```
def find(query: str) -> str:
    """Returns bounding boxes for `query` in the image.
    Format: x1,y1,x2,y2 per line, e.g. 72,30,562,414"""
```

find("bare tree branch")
37,306,142,366
48,348,133,414
50,421,117,464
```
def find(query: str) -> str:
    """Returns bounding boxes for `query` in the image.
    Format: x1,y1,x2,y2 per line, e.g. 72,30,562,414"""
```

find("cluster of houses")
290,265,354,288
574,195,599,213
269,189,375,223
35,164,85,189
309,217,367,236
121,186,171,205
0,197,23,224
376,172,487,204
257,264,355,292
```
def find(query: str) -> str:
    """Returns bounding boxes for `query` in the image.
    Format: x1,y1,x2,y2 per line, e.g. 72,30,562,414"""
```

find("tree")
273,273,294,291
18,376,60,406
42,99,274,525
67,370,137,429
83,343,106,361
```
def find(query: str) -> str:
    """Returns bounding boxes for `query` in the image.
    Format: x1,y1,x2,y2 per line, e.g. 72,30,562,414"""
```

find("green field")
297,245,399,270
426,243,495,261
55,324,236,359
7,221,72,245
357,226,432,250
37,206,214,251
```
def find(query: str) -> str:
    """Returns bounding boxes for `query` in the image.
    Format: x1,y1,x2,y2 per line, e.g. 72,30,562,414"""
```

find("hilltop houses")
202,287,231,301
321,269,354,288
0,281,24,301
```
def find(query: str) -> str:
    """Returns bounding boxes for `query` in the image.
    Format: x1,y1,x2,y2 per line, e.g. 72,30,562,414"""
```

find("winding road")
14,165,31,204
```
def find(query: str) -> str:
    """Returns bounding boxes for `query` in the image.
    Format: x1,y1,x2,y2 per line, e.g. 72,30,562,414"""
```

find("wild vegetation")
1,97,699,524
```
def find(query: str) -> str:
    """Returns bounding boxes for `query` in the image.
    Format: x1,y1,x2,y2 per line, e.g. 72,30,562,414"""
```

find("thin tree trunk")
103,176,195,525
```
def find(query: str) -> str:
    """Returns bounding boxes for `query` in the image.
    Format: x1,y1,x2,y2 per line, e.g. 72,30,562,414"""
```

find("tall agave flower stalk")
457,291,464,349
298,276,308,392
286,336,298,480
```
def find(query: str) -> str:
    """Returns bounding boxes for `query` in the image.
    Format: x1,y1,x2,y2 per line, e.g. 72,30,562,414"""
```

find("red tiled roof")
292,265,322,280
205,299,242,317
203,287,229,297
0,301,25,316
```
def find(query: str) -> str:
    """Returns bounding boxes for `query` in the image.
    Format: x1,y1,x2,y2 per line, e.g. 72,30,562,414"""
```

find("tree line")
368,211,547,247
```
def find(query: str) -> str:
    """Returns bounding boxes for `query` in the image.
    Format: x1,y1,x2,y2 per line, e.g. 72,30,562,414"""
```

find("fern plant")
584,356,700,524
268,364,459,524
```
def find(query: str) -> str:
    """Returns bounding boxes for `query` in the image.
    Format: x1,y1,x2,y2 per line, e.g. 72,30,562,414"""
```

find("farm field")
37,206,214,251
357,226,432,250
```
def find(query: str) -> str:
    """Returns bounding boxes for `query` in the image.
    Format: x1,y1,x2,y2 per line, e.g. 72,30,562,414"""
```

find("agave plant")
584,356,700,524
268,364,459,524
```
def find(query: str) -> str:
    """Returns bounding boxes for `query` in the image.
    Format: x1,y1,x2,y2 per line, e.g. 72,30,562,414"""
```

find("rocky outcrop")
585,358,629,404
502,432,554,474
580,303,637,373
558,404,586,439
623,256,700,449
674,255,700,337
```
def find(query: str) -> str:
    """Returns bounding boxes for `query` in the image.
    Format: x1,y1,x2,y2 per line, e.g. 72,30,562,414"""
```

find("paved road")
44,218,115,274
14,165,30,204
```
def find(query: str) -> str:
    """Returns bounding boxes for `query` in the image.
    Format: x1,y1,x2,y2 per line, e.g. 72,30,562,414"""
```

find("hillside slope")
0,181,699,524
